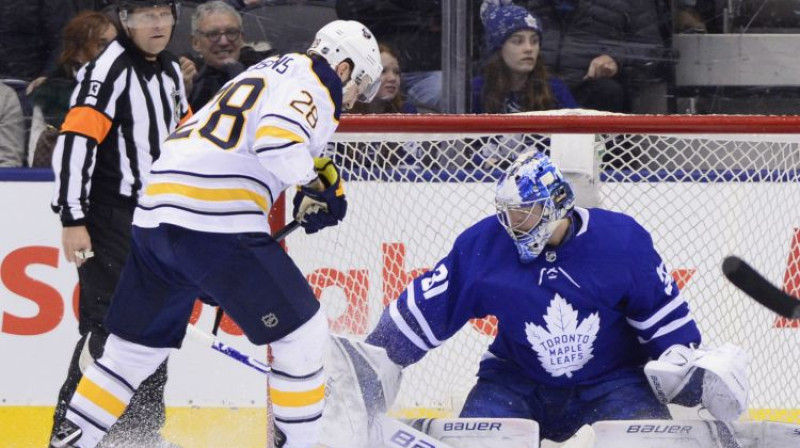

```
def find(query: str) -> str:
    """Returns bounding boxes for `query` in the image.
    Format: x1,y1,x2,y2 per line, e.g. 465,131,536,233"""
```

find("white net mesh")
284,114,800,423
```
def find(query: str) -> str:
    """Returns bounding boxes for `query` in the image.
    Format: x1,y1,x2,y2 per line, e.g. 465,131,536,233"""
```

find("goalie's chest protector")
463,209,664,387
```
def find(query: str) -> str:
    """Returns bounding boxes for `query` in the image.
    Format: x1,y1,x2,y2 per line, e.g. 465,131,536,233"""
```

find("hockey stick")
210,219,301,335
722,255,800,319
184,324,271,374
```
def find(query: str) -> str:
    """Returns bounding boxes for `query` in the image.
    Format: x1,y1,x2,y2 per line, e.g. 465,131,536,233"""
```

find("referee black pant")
50,202,168,444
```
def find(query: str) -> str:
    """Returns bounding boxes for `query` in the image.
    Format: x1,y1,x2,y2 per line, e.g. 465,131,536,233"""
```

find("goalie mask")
308,20,382,106
495,151,575,263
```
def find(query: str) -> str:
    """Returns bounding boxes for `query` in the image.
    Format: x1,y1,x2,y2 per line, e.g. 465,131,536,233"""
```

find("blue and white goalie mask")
495,151,575,263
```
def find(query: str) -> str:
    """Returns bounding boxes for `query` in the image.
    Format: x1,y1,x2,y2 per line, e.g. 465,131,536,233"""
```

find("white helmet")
308,20,382,103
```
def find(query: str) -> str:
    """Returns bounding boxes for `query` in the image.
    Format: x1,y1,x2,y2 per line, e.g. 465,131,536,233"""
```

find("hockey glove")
293,157,347,234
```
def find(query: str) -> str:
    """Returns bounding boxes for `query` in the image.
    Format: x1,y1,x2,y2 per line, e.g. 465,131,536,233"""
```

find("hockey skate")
50,419,82,447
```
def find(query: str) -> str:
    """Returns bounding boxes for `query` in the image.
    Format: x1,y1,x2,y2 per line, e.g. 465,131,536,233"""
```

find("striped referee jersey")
51,36,191,225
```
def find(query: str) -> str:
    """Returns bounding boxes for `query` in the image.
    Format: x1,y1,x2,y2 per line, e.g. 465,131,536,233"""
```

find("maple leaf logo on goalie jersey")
525,294,600,378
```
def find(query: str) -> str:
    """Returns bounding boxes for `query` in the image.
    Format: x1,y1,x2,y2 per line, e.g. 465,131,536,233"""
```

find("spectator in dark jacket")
181,1,259,111
0,0,75,82
521,0,667,112
472,3,576,113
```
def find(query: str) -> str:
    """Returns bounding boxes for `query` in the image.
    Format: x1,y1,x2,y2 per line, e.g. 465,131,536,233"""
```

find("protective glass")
198,29,242,43
122,7,175,29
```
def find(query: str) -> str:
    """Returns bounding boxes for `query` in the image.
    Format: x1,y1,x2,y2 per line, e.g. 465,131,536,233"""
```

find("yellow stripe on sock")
76,378,127,418
269,384,325,408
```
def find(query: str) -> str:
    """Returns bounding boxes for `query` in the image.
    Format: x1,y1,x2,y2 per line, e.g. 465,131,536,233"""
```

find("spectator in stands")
0,1,75,84
350,44,418,115
28,11,117,168
473,3,576,113
468,4,576,171
181,1,255,111
0,82,25,167
519,0,667,112
337,0,483,113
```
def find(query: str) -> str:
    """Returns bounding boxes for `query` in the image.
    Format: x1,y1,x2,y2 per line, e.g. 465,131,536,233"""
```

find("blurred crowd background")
2,0,800,168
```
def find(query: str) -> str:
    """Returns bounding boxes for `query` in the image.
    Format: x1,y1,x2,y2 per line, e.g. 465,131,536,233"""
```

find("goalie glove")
645,343,749,422
644,344,702,404
695,343,749,422
292,157,347,234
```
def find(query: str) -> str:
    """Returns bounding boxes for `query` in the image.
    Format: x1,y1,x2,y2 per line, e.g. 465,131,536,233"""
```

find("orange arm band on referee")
60,106,113,144
179,108,194,126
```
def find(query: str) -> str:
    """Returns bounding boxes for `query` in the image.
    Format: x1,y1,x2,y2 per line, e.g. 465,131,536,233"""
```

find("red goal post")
283,112,800,423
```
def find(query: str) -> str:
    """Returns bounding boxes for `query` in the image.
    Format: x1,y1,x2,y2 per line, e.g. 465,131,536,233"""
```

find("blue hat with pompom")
482,4,542,54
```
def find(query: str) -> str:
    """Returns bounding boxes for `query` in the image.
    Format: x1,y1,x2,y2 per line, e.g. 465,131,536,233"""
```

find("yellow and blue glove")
292,157,347,234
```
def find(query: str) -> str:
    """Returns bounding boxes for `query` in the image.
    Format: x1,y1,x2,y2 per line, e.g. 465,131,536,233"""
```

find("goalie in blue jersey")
366,151,749,443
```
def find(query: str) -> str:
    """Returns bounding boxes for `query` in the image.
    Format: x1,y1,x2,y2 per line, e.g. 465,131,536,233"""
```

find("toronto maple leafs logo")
525,294,600,378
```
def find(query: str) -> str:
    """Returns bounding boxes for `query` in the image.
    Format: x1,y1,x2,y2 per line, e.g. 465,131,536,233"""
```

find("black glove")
292,157,347,234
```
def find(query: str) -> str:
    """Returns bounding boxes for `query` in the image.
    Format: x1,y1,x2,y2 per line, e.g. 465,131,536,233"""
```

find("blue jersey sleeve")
366,243,480,367
623,224,702,358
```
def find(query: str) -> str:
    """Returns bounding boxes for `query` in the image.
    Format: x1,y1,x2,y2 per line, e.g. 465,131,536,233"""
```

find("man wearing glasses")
182,1,248,111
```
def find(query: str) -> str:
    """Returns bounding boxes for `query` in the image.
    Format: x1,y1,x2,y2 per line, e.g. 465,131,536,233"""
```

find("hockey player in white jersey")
49,20,382,448
365,151,750,444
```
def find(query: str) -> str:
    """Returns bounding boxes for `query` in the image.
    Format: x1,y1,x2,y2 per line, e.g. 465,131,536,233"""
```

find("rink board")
1,173,798,446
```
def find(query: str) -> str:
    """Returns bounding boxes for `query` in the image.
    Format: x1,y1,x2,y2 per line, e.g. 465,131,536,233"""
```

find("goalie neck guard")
308,20,382,103
495,151,575,263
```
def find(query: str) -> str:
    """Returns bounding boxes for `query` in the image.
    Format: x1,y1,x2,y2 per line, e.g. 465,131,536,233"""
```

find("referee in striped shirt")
49,0,190,444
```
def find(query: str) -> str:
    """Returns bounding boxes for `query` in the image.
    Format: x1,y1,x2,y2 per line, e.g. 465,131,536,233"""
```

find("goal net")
283,112,800,423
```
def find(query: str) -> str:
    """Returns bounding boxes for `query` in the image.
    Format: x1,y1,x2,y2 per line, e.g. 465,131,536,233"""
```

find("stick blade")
722,255,800,319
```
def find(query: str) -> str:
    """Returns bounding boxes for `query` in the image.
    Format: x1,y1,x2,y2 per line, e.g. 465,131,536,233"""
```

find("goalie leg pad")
320,335,403,448
420,417,539,448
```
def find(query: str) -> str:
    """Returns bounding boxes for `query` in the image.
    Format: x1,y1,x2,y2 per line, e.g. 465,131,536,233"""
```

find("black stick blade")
722,255,800,319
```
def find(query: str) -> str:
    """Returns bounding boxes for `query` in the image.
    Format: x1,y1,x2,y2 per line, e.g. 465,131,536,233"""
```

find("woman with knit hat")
472,3,576,114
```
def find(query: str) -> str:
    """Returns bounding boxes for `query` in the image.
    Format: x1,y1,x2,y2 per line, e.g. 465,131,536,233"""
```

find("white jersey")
134,53,342,234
